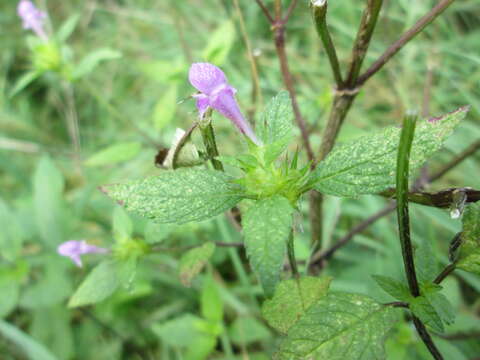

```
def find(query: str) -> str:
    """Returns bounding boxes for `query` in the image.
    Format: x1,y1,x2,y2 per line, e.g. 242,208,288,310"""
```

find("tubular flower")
188,62,261,145
17,0,48,41
57,240,108,267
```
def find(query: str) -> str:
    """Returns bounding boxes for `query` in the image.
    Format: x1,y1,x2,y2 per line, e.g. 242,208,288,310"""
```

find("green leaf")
276,292,399,360
102,169,243,224
0,278,19,318
85,141,142,167
415,238,438,283
457,203,480,274
153,86,178,130
262,276,331,334
256,91,293,162
33,156,65,246
428,292,455,326
201,275,223,323
409,296,444,333
0,320,59,360
68,261,119,308
243,196,294,296
9,71,41,98
72,48,122,80
179,242,216,287
372,275,411,302
202,21,236,65
152,314,205,347
0,199,24,261
311,107,469,197
112,205,133,242
56,14,80,42
228,317,271,346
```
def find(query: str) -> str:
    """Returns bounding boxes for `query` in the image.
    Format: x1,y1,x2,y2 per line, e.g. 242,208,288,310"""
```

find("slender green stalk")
396,112,420,296
396,112,444,360
310,0,343,86
287,231,299,278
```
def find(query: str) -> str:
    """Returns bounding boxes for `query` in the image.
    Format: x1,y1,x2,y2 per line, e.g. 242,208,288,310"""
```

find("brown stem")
283,0,299,22
357,0,456,86
413,317,444,360
345,0,384,87
273,25,315,161
434,263,456,284
254,0,274,24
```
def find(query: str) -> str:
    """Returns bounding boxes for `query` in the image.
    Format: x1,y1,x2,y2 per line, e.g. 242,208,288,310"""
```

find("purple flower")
189,63,261,145
57,240,108,267
17,0,48,41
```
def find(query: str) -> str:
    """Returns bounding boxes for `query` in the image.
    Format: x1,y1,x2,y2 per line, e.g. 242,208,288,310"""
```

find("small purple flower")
17,0,48,41
57,240,108,267
189,63,261,145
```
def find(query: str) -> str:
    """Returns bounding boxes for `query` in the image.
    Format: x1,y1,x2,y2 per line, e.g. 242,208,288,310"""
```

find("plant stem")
434,263,456,284
273,23,315,161
310,0,343,86
310,136,480,267
232,0,263,115
345,0,383,87
357,0,456,86
396,113,420,296
287,231,299,278
397,113,444,359
412,318,444,360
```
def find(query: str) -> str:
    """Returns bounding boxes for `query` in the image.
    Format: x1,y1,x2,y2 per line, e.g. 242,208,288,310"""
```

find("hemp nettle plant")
32,0,478,359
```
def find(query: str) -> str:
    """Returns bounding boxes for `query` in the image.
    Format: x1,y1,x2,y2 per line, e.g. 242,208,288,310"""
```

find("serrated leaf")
85,142,141,167
428,292,455,326
457,203,480,274
153,85,178,130
311,107,469,197
179,242,216,287
276,292,398,360
72,48,121,80
68,261,119,308
258,91,293,142
409,296,444,333
262,276,331,334
228,317,271,346
102,169,243,224
372,275,411,302
202,21,235,65
243,196,294,296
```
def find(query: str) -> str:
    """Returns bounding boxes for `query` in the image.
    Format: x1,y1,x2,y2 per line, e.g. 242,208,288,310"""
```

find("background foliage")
1,0,479,359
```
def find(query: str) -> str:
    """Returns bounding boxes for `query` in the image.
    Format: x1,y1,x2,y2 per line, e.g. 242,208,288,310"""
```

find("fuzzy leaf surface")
103,169,243,224
457,203,480,274
372,275,411,302
276,292,398,360
311,107,469,197
68,261,119,308
179,242,216,287
262,276,331,334
243,196,293,296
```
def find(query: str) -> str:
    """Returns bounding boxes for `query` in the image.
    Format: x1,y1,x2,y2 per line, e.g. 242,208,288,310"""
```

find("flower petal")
210,87,260,145
189,63,227,95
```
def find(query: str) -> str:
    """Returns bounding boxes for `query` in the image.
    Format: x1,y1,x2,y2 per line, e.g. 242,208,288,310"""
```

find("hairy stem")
357,0,456,86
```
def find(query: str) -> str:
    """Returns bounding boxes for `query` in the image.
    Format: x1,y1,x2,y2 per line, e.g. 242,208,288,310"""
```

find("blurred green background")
1,0,479,359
